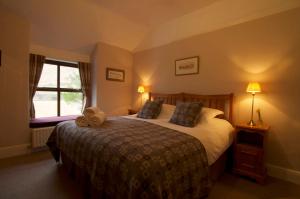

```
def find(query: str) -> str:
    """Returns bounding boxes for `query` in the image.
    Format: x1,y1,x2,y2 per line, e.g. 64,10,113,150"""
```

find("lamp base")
248,120,256,126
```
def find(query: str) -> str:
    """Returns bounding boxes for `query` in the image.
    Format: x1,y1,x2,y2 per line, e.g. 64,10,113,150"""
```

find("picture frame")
106,67,125,82
175,56,199,76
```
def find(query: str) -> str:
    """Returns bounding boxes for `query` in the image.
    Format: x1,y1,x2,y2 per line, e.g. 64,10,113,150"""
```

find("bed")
47,92,234,199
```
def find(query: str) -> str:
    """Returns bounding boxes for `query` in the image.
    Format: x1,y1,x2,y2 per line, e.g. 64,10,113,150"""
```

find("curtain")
78,62,91,111
29,54,45,119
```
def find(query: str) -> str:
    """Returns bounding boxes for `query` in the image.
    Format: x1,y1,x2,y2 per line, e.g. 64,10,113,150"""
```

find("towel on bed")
75,116,89,127
83,106,101,118
87,111,106,127
75,107,106,127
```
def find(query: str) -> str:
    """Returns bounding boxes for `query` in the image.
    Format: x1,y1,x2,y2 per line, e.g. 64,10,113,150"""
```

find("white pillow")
200,107,224,123
157,104,176,120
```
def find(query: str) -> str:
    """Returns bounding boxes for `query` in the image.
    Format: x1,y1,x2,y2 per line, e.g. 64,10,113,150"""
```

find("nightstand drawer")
238,145,259,156
236,145,262,173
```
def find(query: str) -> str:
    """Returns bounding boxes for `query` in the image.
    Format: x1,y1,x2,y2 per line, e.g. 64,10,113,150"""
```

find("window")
33,60,83,118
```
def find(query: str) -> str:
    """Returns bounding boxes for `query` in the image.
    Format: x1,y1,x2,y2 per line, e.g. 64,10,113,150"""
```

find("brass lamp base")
248,120,256,126
248,92,256,127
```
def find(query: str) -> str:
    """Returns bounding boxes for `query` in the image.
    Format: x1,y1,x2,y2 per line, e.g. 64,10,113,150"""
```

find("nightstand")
233,124,270,184
128,109,138,115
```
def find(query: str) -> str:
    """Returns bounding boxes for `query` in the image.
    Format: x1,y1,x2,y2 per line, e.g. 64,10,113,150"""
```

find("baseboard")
0,143,31,159
267,164,300,185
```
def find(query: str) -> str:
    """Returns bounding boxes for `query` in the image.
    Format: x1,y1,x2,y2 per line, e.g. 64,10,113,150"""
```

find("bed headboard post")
149,92,234,123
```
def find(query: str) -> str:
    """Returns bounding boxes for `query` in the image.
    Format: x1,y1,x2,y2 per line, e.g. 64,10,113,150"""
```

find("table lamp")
247,82,261,126
137,85,145,108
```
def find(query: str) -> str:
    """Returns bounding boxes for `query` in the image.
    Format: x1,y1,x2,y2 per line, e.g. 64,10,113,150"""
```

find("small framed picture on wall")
106,67,125,82
175,56,199,76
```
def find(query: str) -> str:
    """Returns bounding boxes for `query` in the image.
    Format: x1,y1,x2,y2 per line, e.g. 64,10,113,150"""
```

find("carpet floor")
0,151,299,199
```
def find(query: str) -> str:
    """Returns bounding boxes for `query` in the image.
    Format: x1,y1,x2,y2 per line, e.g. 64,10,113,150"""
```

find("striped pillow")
169,102,203,127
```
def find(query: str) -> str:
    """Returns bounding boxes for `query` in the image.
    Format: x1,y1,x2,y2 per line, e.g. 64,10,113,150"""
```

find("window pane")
38,64,57,88
60,92,83,116
33,91,57,117
60,66,81,89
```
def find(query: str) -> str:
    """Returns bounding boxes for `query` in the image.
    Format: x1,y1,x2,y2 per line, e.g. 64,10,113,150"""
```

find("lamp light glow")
137,85,145,93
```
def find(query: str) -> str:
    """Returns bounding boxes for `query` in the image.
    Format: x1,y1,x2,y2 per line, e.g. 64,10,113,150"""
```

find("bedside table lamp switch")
247,82,261,126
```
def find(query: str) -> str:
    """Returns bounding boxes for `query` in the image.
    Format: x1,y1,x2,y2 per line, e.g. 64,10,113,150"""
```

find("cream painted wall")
92,42,133,116
0,7,30,147
30,44,90,63
133,8,300,172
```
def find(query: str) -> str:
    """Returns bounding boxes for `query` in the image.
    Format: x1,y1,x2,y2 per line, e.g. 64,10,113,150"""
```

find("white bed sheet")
123,114,234,165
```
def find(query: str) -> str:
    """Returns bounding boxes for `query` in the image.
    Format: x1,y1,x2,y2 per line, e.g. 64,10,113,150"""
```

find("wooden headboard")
149,92,234,123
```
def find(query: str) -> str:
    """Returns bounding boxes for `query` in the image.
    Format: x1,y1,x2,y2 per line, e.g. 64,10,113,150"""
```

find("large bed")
47,92,234,199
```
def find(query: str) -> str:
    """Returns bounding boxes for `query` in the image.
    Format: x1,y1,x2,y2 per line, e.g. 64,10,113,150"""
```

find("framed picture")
175,56,199,76
106,67,125,82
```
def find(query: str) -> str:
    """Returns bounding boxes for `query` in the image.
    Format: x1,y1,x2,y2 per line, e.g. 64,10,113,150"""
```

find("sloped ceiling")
92,0,219,27
0,0,300,54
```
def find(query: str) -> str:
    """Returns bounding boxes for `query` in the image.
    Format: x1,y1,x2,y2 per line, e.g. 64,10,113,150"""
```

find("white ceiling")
0,0,299,55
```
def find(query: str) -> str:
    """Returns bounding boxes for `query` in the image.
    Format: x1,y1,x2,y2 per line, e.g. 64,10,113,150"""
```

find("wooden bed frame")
149,92,233,123
61,92,234,197
149,92,234,181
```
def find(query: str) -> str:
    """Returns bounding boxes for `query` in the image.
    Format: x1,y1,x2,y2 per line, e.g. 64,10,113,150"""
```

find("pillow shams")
157,104,176,120
137,100,163,119
169,102,203,127
200,107,224,123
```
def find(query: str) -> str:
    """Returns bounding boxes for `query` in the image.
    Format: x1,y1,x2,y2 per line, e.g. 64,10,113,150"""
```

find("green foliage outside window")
62,70,82,104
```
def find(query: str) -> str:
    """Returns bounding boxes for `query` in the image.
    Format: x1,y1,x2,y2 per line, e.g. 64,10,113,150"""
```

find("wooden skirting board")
0,143,31,159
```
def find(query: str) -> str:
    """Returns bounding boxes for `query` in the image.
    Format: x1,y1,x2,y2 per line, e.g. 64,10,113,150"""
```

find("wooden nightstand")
233,124,270,184
128,109,138,115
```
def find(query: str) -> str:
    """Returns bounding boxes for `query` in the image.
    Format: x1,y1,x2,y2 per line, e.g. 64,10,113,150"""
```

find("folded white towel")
75,116,89,127
83,107,101,118
87,111,106,127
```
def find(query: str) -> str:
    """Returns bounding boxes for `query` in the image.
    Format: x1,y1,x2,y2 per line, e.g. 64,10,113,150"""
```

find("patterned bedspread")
47,117,210,199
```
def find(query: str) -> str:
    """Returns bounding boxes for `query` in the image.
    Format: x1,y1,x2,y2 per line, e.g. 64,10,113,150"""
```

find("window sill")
29,115,79,128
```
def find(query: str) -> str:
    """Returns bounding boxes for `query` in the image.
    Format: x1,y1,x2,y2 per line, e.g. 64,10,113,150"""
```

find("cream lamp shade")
247,82,261,94
137,85,145,93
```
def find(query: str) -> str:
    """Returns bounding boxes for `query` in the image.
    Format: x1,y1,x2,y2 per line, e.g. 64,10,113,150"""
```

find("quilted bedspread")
47,117,210,199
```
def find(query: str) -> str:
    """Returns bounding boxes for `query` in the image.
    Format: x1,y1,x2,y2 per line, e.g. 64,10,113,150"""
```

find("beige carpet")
0,151,299,199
